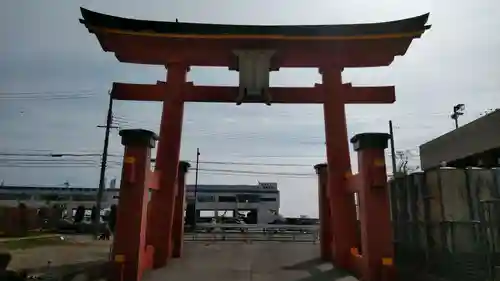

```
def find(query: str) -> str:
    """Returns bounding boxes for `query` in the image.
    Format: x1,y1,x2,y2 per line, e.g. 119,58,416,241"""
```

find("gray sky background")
1,0,499,216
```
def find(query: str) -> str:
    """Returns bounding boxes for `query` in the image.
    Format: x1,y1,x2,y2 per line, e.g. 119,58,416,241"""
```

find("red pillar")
321,66,358,269
314,163,332,261
148,63,189,268
350,133,394,281
171,161,191,258
110,129,158,281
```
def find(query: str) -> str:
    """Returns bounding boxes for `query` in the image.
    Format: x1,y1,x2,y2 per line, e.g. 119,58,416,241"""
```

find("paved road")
143,241,358,281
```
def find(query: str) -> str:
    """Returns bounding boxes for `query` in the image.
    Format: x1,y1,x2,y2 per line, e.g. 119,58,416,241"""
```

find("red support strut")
171,161,191,258
350,133,394,281
314,163,332,261
110,129,158,281
148,63,189,268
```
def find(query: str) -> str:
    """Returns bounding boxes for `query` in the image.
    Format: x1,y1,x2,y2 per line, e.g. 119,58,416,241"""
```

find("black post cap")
119,129,159,148
350,133,391,152
313,163,327,174
179,161,191,173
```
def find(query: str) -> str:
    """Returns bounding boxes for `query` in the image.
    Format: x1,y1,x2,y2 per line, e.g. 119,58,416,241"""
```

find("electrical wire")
0,89,106,100
0,152,121,157
0,152,421,165
0,165,314,178
194,168,314,176
196,172,314,179
2,93,476,175
0,158,315,176
112,110,480,129
0,89,99,95
185,160,311,167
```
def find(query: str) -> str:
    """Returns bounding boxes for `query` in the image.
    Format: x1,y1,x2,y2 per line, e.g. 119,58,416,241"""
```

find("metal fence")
185,223,319,243
391,168,500,281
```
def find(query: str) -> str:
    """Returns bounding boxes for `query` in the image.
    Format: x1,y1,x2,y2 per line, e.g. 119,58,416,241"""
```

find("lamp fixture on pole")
451,103,465,129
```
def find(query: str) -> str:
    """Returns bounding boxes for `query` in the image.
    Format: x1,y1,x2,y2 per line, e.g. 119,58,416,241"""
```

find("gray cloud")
1,0,499,216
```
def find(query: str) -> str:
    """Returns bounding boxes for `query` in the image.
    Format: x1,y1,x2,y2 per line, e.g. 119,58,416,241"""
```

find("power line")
0,165,118,168
0,162,314,176
185,160,311,167
0,153,420,165
192,168,313,176
0,150,423,163
196,172,314,179
0,89,106,101
0,152,121,157
0,165,313,178
0,95,99,101
0,161,122,166
112,109,486,128
0,154,322,167
0,89,101,95
0,152,322,164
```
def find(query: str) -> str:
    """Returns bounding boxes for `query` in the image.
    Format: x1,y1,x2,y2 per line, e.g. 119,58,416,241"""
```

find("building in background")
186,182,280,224
419,109,500,170
0,182,280,223
0,185,119,218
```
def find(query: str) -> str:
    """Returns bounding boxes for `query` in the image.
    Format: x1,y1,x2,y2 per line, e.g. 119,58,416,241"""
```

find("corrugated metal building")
419,109,500,170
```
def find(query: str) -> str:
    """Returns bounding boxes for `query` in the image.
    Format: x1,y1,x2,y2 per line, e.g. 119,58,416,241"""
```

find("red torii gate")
79,7,430,281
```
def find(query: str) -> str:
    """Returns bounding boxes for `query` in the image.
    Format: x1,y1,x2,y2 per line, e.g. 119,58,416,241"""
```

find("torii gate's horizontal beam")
111,82,395,104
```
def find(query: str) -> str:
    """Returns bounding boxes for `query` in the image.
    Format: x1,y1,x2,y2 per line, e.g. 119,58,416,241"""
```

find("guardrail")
185,223,320,243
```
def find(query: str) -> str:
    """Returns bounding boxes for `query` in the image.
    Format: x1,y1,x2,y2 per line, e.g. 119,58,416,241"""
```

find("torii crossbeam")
111,82,395,104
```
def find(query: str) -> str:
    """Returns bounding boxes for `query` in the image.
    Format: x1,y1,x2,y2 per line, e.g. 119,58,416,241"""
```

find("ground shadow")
21,260,109,281
282,257,324,271
283,257,355,281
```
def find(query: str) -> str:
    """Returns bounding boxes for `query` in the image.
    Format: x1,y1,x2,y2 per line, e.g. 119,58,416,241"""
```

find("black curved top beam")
79,7,430,38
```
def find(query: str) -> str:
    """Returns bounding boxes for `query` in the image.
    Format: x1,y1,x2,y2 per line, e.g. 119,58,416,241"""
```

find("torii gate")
79,7,430,281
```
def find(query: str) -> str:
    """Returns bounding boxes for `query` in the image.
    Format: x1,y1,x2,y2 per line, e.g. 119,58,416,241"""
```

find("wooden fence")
0,205,62,237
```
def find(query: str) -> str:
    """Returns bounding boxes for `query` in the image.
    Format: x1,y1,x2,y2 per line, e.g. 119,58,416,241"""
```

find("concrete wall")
392,168,500,253
419,109,500,170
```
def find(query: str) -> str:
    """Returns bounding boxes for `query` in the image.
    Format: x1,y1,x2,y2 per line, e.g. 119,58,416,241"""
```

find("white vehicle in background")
265,210,287,233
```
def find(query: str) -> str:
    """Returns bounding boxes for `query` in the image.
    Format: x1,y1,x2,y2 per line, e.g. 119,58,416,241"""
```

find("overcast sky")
1,0,499,216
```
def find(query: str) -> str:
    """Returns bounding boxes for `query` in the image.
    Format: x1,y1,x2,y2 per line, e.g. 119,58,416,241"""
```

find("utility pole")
388,121,399,227
451,103,465,129
389,120,397,179
193,148,200,228
94,93,118,238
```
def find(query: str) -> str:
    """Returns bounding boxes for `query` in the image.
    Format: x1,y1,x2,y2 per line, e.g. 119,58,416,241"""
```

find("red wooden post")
350,133,394,281
314,163,332,261
171,161,191,258
321,66,358,269
148,63,189,268
110,129,158,281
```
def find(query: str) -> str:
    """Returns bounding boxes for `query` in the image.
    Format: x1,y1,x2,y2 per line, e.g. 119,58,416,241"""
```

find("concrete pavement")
143,241,358,281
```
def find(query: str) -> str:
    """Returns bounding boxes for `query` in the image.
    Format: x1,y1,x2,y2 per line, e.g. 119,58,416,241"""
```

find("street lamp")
451,104,465,129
